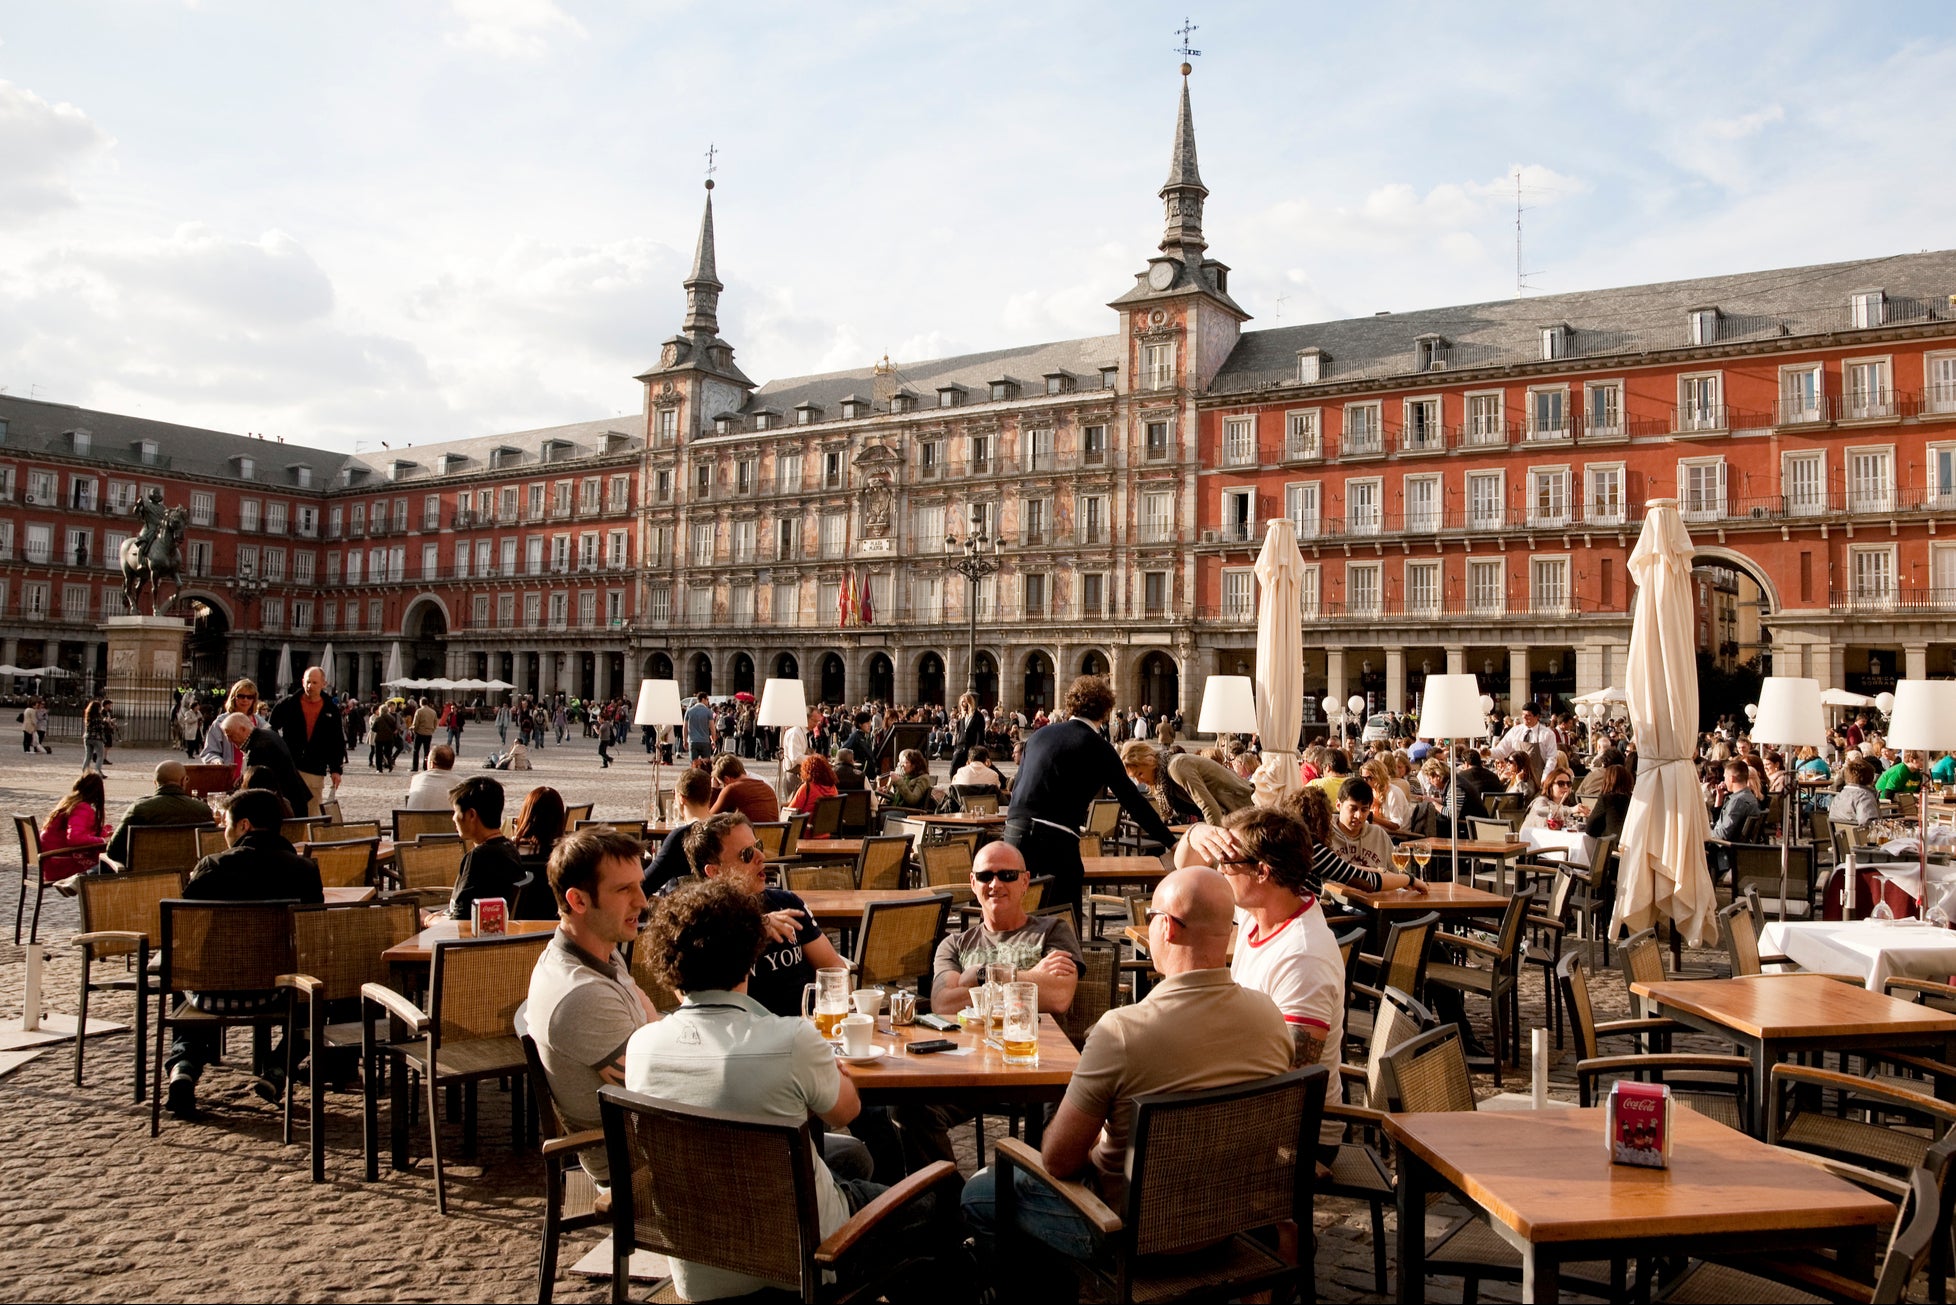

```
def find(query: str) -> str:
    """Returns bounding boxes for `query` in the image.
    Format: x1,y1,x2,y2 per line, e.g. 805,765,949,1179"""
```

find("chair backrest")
782,864,855,892
751,822,788,859
1580,832,1617,877
1059,941,1120,1049
836,790,873,837
781,811,804,856
196,826,228,859
290,899,420,1002
1357,985,1438,1109
1378,909,1442,998
599,1086,821,1295
336,820,383,842
806,795,844,838
520,1032,572,1141
1540,865,1577,922
280,818,324,845
1085,798,1122,837
627,930,683,1014
1872,1164,1942,1304
13,814,42,870
307,837,380,889
393,808,454,842
160,899,296,996
563,803,594,826
1469,817,1514,842
1734,843,1814,907
317,798,344,826
1720,892,1766,976
1896,791,1920,819
78,867,187,958
1490,887,1537,965
1557,952,1606,1062
852,893,951,990
918,840,974,891
1123,1065,1327,1258
428,932,552,1050
1481,792,1523,822
1024,875,1052,912
1077,834,1104,859
125,824,206,874
394,837,465,891
1738,810,1770,844
962,791,1000,816
1382,1023,1477,1113
1809,810,1833,853
854,835,910,891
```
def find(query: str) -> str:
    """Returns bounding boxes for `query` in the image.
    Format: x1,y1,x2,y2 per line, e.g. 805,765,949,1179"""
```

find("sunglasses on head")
972,869,1022,884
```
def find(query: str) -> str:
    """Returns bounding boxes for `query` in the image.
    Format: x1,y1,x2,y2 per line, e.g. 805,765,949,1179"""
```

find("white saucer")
834,1045,890,1064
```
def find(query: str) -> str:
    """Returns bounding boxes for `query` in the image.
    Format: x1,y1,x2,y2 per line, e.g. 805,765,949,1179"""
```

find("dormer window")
340,466,356,486
938,385,966,409
795,403,821,425
493,445,523,469
714,417,734,436
1540,324,1571,361
1296,349,1325,385
1099,366,1119,390
1688,307,1720,346
988,378,1019,402
70,430,91,456
541,439,574,464
293,465,313,488
1044,372,1073,395
135,440,158,465
1414,335,1449,371
754,413,773,432
387,459,414,482
889,392,914,414
839,397,864,420
237,455,255,480
1851,289,1886,329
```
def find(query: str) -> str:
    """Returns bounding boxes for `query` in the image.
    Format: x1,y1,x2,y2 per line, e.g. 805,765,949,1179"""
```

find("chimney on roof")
872,354,896,411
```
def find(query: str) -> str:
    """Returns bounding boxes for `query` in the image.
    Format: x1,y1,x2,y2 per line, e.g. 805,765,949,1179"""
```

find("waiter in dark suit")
268,665,346,818
951,692,987,772
218,711,314,822
1004,675,1176,915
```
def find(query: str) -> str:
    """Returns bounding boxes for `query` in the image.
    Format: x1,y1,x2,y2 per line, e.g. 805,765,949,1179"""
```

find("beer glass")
1412,843,1433,874
1001,981,1039,1066
1390,847,1411,876
984,962,1014,1032
801,967,850,1039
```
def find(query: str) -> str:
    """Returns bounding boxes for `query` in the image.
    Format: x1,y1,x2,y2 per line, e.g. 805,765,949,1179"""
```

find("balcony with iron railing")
1828,586,1956,614
1194,592,1617,626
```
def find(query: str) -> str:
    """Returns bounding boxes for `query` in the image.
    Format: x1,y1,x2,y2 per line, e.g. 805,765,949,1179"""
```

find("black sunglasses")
972,869,1022,884
1144,907,1184,928
734,844,764,864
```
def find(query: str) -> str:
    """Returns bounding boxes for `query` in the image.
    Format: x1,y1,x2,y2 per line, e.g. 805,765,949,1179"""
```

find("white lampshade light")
1198,675,1259,736
1749,677,1825,747
634,678,685,728
1744,703,1758,722
1876,691,1898,716
1346,693,1366,718
1418,674,1487,740
1478,694,1495,716
756,677,809,730
1885,680,1956,751
1320,695,1339,717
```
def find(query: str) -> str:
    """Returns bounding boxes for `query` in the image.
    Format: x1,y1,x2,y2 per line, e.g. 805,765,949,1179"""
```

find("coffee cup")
851,987,884,1019
839,1014,875,1058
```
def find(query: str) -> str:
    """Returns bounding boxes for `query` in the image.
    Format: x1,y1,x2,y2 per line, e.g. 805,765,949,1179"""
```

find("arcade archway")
1023,651,1054,713
866,652,894,703
1136,651,1179,715
689,652,713,696
819,653,847,704
916,652,945,705
404,598,449,680
730,652,756,695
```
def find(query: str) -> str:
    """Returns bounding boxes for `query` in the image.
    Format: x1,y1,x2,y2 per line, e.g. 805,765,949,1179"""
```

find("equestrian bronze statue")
120,489,189,615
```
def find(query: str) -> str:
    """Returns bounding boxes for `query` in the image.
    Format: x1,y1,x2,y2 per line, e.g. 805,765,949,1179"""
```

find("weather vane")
705,142,718,180
1174,18,1201,62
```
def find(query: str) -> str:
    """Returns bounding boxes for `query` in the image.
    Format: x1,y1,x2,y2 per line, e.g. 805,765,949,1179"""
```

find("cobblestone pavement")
1,740,1738,1302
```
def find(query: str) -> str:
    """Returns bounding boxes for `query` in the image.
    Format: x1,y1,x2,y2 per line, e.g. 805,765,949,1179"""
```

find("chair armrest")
1594,1017,1687,1040
1525,914,1567,935
1325,1101,1388,1129
72,929,146,950
542,1128,604,1159
989,1137,1124,1236
1771,1063,1956,1121
359,981,429,1034
1435,934,1501,960
1576,1053,1753,1078
1884,977,1956,1002
1864,1051,1956,1084
1357,952,1383,970
1085,894,1131,909
813,1160,963,1265
1767,1148,1911,1201
276,972,324,1001
1348,981,1385,1006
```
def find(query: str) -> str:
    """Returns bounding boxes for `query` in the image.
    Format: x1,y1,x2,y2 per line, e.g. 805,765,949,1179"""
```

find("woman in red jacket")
785,754,839,830
41,772,113,881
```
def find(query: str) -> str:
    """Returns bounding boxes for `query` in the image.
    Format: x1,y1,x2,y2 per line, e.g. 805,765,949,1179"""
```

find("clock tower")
1110,65,1248,394
636,180,756,442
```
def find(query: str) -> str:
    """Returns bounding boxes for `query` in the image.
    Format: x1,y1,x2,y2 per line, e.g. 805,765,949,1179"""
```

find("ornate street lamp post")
233,558,270,684
944,505,1004,701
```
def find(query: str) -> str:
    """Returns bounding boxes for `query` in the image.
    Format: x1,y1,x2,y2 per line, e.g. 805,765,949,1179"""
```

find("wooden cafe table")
322,886,377,905
1632,972,1956,1136
381,917,558,983
841,1013,1078,1113
1079,855,1173,889
1387,1104,1893,1304
1408,837,1531,893
1322,879,1511,947
793,888,946,928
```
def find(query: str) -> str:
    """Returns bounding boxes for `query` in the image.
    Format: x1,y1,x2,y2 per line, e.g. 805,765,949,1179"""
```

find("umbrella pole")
1779,814,1792,922
1448,735,1461,886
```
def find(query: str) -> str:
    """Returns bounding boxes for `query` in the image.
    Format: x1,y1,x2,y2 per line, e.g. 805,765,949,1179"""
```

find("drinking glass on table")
801,966,851,1039
984,961,1014,1031
1391,847,1411,877
1412,843,1433,875
1002,981,1039,1066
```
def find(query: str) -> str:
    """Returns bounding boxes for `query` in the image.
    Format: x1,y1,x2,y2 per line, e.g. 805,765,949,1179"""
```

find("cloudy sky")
2,1,1952,451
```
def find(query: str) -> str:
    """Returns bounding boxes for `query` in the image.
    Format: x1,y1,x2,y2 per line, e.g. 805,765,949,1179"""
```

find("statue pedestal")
100,616,189,745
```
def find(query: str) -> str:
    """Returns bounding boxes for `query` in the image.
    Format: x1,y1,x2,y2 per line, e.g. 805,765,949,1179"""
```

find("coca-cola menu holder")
1606,1080,1672,1169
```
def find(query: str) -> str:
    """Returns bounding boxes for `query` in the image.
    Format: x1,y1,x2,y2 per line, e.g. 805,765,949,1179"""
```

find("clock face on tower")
1147,261,1176,291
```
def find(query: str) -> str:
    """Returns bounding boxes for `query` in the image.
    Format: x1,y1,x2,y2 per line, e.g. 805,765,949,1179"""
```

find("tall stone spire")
682,180,723,337
1159,64,1208,256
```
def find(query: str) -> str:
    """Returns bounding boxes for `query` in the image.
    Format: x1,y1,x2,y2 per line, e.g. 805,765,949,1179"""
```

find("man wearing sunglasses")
900,843,1087,1169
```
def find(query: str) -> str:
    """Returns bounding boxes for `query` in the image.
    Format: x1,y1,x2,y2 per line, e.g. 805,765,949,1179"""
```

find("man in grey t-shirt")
525,830,657,1183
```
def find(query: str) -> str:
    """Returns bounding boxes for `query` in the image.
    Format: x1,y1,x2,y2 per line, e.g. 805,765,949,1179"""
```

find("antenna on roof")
1174,17,1201,62
1514,169,1542,297
1275,293,1288,323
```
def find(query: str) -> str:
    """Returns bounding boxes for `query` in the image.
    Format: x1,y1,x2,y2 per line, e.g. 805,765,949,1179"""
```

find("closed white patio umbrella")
1613,499,1718,946
274,643,293,696
320,642,336,688
384,642,403,688
1250,517,1305,808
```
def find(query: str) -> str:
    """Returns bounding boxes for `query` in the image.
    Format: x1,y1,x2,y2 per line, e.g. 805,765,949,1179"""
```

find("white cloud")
1706,104,1785,141
0,81,112,222
443,0,586,58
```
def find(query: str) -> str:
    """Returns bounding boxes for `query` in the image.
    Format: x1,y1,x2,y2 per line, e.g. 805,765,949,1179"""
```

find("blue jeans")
961,1165,1101,1263
83,738,105,773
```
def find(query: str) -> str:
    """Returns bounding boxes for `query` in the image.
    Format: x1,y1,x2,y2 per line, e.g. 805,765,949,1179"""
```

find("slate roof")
1209,249,1956,396
740,335,1123,419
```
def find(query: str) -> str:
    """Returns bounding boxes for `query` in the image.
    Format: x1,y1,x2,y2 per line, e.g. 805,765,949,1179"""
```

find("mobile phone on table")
906,1038,957,1054
917,1013,956,1032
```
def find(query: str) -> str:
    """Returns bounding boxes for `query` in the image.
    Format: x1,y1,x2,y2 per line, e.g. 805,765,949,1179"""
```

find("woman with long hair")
82,699,111,774
786,753,840,826
41,772,112,881
514,786,569,860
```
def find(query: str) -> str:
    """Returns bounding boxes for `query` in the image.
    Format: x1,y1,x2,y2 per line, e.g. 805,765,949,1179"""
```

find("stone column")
1575,643,1608,699
538,652,556,698
596,652,614,703
1325,648,1348,716
100,616,188,745
1823,642,1847,691
1384,647,1407,715
1445,644,1466,675
1507,643,1531,712
893,645,918,706
1906,643,1929,681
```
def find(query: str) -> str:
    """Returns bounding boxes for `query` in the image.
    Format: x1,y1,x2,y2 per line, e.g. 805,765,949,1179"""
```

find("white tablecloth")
1525,827,1596,866
1759,919,1956,991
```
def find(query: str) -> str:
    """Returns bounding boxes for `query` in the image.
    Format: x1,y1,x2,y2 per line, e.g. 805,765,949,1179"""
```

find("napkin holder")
471,898,508,935
1606,1081,1672,1169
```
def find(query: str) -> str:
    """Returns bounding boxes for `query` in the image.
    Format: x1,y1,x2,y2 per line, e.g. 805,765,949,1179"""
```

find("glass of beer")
1413,843,1433,874
1390,846,1411,877
801,966,851,1040
1001,981,1039,1066
985,961,1014,1031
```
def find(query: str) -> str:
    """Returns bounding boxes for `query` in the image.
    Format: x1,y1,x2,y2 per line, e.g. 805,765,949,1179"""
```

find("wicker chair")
196,826,229,860
961,791,1001,816
804,794,845,839
72,867,186,1099
1558,952,1752,1130
562,803,593,826
851,894,951,993
853,834,910,891
520,1034,611,1305
307,838,380,890
123,824,207,875
360,931,550,1213
597,1084,961,1303
318,798,344,825
392,808,455,842
280,818,326,845
1769,1061,1956,1177
276,899,420,1180
335,820,383,843
995,1065,1329,1303
1084,798,1122,840
148,898,299,1136
1057,941,1120,1050
751,821,789,860
1734,843,1818,919
1347,909,1441,1055
782,864,856,893
1521,866,1579,1045
836,790,873,837
13,814,52,945
392,837,465,899
782,811,805,856
918,841,975,906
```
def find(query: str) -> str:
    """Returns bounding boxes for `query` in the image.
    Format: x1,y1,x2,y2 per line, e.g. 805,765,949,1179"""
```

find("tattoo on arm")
1291,1027,1326,1069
